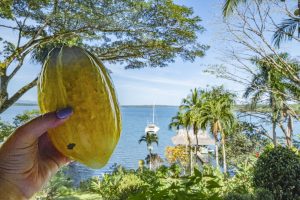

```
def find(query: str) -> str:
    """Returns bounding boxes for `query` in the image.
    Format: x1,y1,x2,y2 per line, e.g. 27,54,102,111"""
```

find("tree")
0,0,208,113
169,110,193,174
180,88,204,155
244,54,300,147
224,121,270,168
165,146,189,174
222,0,300,48
206,1,300,148
198,86,236,173
138,132,158,170
145,153,163,170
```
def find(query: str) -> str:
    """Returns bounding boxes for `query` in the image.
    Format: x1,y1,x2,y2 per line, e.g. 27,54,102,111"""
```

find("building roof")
171,129,215,146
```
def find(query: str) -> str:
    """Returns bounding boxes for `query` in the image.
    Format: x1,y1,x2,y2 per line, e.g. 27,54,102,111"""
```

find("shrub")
38,167,74,199
253,146,300,200
117,173,145,199
79,176,101,193
226,158,255,194
224,188,274,200
254,188,274,200
224,193,254,200
84,166,146,200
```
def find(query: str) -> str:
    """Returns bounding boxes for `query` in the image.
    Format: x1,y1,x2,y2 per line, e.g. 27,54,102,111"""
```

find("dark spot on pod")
67,143,76,150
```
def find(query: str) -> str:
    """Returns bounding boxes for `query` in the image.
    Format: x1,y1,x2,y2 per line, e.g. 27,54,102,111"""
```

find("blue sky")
3,0,297,105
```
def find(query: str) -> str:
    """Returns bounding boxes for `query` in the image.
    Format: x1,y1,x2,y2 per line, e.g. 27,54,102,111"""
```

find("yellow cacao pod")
38,46,121,168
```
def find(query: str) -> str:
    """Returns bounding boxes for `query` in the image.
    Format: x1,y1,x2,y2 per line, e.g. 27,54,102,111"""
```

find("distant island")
13,102,300,113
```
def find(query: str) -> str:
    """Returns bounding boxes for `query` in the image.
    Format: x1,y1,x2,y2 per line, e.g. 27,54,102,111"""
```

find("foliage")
53,162,289,200
138,131,159,169
253,146,300,200
222,0,299,47
145,153,163,170
78,177,99,193
224,188,275,200
37,167,74,200
0,110,39,141
138,132,158,148
0,119,14,142
13,110,40,126
243,53,300,146
165,146,189,170
169,109,193,174
129,166,224,200
197,86,236,172
224,122,269,168
81,166,146,200
0,0,208,113
226,158,256,194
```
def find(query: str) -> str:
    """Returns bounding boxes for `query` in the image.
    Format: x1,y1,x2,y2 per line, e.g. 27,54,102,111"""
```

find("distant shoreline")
13,103,300,113
14,103,38,106
14,103,179,107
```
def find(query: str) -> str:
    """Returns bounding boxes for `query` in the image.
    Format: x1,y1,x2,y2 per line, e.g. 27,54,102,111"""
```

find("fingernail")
56,107,73,119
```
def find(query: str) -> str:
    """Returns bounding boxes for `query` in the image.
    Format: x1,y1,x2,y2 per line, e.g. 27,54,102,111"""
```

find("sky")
2,0,298,105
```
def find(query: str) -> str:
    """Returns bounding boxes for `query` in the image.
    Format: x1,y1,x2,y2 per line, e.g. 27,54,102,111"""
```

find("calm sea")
1,105,299,184
0,105,178,183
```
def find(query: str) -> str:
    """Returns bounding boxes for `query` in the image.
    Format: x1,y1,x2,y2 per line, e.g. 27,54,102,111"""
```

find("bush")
83,166,146,200
37,167,74,199
254,188,274,200
224,193,254,200
224,188,274,200
253,146,300,200
226,158,255,194
79,176,101,193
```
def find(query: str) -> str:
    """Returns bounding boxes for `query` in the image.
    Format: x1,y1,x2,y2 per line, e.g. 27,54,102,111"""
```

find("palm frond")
223,0,244,17
273,17,300,48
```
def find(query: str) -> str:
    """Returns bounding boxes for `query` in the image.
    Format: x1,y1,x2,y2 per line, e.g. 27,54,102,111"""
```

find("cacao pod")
38,46,121,168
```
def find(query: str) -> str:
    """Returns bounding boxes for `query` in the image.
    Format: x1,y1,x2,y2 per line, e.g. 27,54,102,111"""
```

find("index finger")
17,107,73,140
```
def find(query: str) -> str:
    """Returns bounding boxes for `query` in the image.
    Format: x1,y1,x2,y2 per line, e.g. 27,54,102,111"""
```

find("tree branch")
0,77,38,113
7,52,29,81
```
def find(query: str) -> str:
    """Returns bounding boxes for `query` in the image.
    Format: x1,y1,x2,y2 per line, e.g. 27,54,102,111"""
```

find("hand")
0,107,73,200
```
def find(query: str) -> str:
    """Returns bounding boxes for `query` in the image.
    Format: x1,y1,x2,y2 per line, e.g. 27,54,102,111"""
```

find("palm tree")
180,88,203,154
244,54,300,147
138,132,158,170
145,153,163,170
198,87,235,173
169,111,193,174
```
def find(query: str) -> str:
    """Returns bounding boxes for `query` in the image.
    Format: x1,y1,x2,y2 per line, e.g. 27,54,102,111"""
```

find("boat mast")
152,104,155,123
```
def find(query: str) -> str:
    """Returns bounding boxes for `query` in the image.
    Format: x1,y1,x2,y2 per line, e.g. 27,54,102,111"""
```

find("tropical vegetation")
0,0,300,199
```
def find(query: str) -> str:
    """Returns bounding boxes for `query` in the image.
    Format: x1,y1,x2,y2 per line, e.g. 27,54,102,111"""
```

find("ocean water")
1,105,299,184
0,105,178,183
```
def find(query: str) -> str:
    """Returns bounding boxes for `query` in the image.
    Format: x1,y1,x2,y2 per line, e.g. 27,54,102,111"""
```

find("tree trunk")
149,151,152,170
190,145,193,175
0,70,9,110
221,133,227,173
287,115,293,147
215,142,219,168
193,124,199,154
186,128,193,175
272,121,277,146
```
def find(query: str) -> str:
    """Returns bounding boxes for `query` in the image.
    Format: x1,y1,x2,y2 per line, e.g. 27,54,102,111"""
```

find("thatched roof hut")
171,129,215,146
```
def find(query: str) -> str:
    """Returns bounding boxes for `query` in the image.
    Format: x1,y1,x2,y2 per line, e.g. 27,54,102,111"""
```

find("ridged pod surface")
38,46,121,168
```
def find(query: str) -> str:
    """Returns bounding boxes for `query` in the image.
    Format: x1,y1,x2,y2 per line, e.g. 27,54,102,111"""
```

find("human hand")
0,107,73,200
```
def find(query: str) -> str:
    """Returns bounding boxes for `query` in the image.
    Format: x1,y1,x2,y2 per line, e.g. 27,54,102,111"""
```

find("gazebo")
171,129,215,146
171,129,215,163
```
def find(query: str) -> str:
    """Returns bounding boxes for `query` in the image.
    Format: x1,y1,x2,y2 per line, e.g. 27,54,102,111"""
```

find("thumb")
17,107,73,141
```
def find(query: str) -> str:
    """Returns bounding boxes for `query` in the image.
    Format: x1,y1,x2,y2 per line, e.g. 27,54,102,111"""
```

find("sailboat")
145,105,160,134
